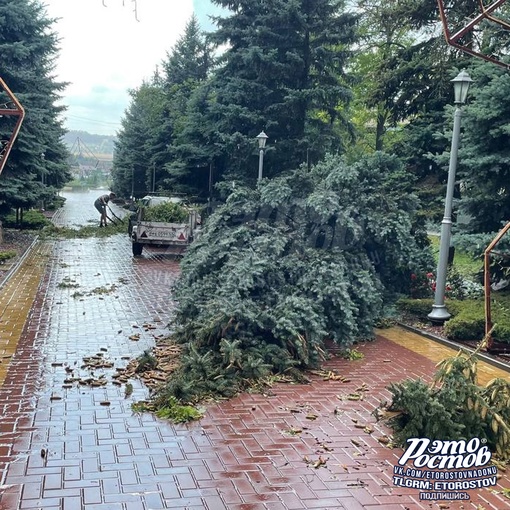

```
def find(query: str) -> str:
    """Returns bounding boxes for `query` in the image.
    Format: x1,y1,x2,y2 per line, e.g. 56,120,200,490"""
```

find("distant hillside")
63,130,116,158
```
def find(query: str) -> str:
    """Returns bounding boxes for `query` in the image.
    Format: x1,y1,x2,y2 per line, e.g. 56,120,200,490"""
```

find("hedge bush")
397,297,510,343
2,210,50,229
0,250,17,263
397,298,462,318
443,314,486,341
442,299,510,343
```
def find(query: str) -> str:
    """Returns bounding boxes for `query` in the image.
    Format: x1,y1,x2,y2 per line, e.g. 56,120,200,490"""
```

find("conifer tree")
160,14,214,196
164,152,431,400
206,0,358,182
0,0,70,214
112,81,165,198
112,15,213,198
456,61,510,233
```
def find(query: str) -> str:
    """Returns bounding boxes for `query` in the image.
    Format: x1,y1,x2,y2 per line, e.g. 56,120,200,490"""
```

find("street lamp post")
40,152,46,210
428,70,473,324
41,152,45,185
256,131,268,181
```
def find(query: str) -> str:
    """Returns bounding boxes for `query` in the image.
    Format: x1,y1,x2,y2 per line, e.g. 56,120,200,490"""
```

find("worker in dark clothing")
94,192,116,227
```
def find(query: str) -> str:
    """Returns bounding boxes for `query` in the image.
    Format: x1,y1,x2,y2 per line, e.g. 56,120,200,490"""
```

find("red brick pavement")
0,192,509,509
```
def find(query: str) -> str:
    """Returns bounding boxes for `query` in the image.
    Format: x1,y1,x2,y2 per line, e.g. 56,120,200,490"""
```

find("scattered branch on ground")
380,333,510,461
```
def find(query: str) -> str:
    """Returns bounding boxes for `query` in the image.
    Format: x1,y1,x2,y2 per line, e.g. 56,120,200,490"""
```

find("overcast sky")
43,0,223,136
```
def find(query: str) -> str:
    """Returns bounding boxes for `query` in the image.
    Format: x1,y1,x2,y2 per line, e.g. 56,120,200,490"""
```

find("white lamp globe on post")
256,131,268,182
428,69,473,324
452,69,473,105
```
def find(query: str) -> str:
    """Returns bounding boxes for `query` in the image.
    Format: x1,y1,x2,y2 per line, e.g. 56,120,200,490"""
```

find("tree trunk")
375,105,387,152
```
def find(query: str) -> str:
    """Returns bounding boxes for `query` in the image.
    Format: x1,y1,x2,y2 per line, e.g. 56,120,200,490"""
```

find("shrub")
493,324,510,343
0,250,17,263
408,267,484,301
409,271,434,299
443,315,486,341
441,300,510,343
396,298,462,319
397,298,435,318
45,195,66,211
397,296,510,343
2,210,50,229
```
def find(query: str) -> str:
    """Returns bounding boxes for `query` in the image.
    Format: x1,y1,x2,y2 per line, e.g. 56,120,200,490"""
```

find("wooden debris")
82,354,114,369
116,341,182,390
304,455,328,468
309,369,352,382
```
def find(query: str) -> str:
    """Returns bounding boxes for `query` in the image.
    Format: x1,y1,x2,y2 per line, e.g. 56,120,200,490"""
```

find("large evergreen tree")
112,15,213,199
112,80,165,198
457,61,510,232
160,14,214,197
353,0,472,223
0,0,70,213
162,14,211,86
204,0,358,183
164,152,430,400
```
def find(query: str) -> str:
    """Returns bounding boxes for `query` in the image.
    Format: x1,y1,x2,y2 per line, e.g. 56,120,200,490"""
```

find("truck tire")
132,242,143,256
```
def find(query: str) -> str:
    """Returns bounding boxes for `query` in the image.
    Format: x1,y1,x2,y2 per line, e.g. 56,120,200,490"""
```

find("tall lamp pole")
428,70,473,324
40,152,46,211
256,131,268,182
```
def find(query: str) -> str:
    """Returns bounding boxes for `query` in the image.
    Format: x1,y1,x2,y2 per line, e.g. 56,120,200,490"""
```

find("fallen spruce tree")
153,153,432,403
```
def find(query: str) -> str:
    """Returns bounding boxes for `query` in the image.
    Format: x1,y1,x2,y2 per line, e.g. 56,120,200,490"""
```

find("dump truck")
130,195,201,256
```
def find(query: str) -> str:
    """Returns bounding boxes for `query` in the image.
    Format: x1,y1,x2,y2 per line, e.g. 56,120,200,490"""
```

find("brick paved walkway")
0,191,509,509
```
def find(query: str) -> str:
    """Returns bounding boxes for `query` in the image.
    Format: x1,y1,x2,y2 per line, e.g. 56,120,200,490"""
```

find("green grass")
429,234,482,278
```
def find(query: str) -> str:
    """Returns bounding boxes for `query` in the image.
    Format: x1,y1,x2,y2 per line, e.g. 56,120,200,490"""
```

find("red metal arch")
0,77,25,175
437,0,510,69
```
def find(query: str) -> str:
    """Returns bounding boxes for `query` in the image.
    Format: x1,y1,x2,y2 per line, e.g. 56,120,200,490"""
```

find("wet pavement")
0,190,509,509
